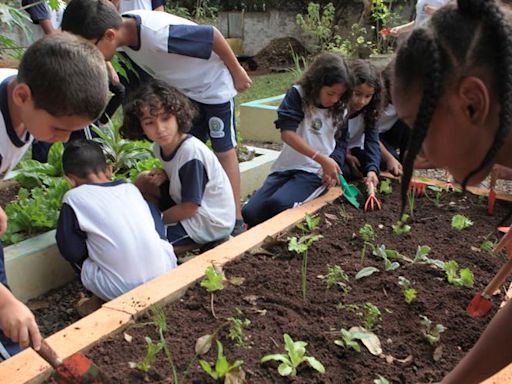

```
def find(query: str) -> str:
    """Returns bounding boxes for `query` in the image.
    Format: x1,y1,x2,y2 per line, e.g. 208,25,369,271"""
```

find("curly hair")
121,79,197,140
297,52,353,134
394,0,512,213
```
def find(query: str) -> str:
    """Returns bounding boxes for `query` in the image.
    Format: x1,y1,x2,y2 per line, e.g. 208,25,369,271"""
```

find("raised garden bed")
239,95,284,144
68,180,511,383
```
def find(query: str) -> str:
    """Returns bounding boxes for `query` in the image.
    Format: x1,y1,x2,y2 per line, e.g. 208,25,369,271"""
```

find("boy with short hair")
61,0,252,236
56,140,177,301
0,32,109,358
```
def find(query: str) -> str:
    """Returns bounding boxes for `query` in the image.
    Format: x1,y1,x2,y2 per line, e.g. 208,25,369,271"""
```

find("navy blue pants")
242,170,324,227
342,147,368,181
379,119,410,167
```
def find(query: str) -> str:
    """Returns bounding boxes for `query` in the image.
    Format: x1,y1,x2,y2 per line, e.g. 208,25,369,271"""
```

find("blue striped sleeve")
56,203,88,272
178,159,208,205
363,125,381,175
22,0,50,22
152,0,166,9
167,24,214,59
275,87,304,131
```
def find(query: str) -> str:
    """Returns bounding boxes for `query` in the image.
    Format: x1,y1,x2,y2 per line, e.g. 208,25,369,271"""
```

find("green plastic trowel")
337,173,361,209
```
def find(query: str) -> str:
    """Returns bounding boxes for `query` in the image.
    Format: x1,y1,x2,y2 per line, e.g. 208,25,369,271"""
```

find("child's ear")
105,165,113,180
12,83,32,107
457,76,490,125
104,28,117,43
64,175,78,188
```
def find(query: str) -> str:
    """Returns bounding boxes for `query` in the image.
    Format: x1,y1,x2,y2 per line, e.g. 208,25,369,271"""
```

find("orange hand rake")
467,228,512,318
364,183,382,211
409,180,427,197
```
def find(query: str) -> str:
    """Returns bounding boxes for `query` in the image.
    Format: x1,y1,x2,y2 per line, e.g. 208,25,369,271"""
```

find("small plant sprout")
480,239,497,253
359,223,375,266
361,303,382,331
391,214,411,236
398,276,417,304
420,315,446,346
325,265,350,292
198,340,244,381
443,260,474,288
261,333,325,377
338,205,353,223
150,306,179,382
373,244,401,271
200,265,225,318
288,234,323,301
134,337,165,373
378,179,392,195
374,375,390,384
227,316,251,347
296,213,320,232
451,214,474,230
426,185,444,207
334,328,367,352
407,189,416,217
412,245,445,269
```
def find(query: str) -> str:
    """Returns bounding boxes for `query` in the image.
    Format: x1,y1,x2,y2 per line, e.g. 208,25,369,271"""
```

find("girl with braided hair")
392,0,512,382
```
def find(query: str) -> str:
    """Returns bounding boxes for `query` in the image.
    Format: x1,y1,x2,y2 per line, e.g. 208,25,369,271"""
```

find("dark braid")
457,0,512,188
397,29,444,215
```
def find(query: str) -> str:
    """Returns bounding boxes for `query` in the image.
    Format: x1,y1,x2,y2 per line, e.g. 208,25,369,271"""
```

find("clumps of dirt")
253,37,308,73
0,180,20,208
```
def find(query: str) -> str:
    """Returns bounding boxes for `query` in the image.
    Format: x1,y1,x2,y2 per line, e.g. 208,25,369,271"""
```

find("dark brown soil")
0,180,20,209
252,37,309,74
84,181,510,383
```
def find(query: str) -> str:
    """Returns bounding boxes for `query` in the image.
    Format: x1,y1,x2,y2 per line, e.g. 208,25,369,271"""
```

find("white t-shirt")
122,10,236,104
119,0,153,13
415,0,451,25
63,182,177,300
376,104,399,134
347,114,365,150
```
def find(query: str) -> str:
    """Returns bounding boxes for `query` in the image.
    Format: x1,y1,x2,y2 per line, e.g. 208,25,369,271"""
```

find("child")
121,80,235,248
56,140,177,301
22,0,65,37
390,0,451,36
391,1,512,382
110,0,166,13
61,0,252,235
0,33,108,358
339,60,381,187
242,53,352,227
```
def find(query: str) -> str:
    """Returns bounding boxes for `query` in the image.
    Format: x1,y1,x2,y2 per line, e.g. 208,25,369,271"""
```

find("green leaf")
459,268,474,288
304,356,325,374
278,363,293,376
355,267,379,280
451,214,474,230
200,266,224,292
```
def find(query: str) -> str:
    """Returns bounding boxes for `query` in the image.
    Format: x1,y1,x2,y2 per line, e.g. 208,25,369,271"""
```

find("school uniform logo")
310,118,323,135
209,117,225,138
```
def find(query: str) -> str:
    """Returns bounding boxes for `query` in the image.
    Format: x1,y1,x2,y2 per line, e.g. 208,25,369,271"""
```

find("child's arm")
162,202,199,224
442,300,512,383
211,27,252,92
390,21,415,36
55,203,88,270
0,284,41,350
363,127,381,186
379,141,403,176
0,207,7,237
21,0,56,35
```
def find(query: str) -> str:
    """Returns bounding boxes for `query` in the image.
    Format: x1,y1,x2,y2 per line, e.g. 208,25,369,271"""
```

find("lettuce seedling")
392,214,411,236
325,265,350,291
200,266,225,318
296,213,320,232
334,328,367,352
288,234,323,301
420,315,446,346
199,340,244,380
412,245,445,269
398,276,417,304
361,303,382,331
134,337,164,373
480,240,497,253
451,214,474,230
443,260,474,288
227,316,251,347
379,179,392,195
261,333,325,377
373,244,401,271
426,185,444,207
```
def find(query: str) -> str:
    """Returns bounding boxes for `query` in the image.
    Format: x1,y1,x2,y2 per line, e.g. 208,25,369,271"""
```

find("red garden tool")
488,167,498,215
409,180,427,197
380,27,391,37
364,182,382,211
36,339,110,383
467,228,512,318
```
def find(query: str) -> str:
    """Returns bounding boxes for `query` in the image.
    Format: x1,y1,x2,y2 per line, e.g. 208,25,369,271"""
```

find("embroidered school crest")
209,117,225,138
311,118,323,132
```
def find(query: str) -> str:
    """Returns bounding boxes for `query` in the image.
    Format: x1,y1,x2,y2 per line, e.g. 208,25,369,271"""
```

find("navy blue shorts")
190,99,237,153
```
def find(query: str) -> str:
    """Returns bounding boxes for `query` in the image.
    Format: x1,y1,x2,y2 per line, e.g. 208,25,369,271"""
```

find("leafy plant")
374,375,390,384
150,306,179,382
338,205,353,223
426,185,444,207
296,213,320,232
407,190,416,217
334,328,367,352
355,266,379,280
480,239,497,253
373,244,401,271
443,260,474,288
398,276,417,304
420,315,446,346
325,265,350,292
199,340,244,380
227,316,251,347
295,2,336,53
378,179,392,195
261,333,325,377
361,303,381,331
412,245,445,269
135,336,164,373
391,214,411,236
359,223,375,266
200,266,225,318
288,233,323,301
451,214,474,230
337,303,360,314
12,143,65,188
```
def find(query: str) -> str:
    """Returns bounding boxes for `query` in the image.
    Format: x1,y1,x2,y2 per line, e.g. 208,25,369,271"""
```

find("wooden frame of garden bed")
1,174,512,384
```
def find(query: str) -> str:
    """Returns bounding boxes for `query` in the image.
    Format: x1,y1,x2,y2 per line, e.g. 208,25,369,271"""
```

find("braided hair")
395,0,512,213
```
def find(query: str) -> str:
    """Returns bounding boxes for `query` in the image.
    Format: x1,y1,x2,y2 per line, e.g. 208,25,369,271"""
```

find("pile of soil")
0,180,20,209
252,37,309,73
83,181,511,383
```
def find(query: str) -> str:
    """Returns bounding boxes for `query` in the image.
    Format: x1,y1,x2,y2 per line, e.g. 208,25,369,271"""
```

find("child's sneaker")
231,219,246,236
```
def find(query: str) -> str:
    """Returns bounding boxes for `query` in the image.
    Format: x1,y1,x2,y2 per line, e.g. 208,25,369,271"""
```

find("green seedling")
334,328,367,352
338,205,353,223
199,340,244,380
374,375,390,384
407,189,416,217
355,266,380,280
378,179,392,195
150,306,179,382
361,303,382,331
288,234,323,301
443,260,474,288
373,244,401,271
325,265,350,293
451,214,474,230
412,245,445,269
480,239,497,253
261,333,325,377
392,214,411,236
336,303,361,314
420,315,446,346
200,266,225,319
227,317,251,347
398,276,417,304
296,213,320,232
359,223,375,266
135,337,165,373
426,185,444,207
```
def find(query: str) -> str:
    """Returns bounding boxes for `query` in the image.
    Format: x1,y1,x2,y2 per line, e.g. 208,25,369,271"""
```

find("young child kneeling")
121,80,235,250
56,140,177,301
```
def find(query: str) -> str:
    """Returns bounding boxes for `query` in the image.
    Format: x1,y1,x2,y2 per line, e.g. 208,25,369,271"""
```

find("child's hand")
390,26,402,37
318,155,341,187
232,66,252,92
0,206,7,236
346,154,364,179
366,171,379,188
0,285,41,350
386,157,403,176
147,168,168,187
